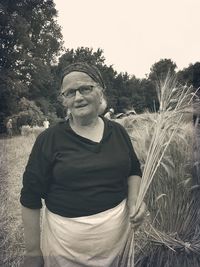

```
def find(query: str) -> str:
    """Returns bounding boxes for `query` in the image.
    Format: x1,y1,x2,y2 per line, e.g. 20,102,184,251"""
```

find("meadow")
0,135,36,266
0,111,199,266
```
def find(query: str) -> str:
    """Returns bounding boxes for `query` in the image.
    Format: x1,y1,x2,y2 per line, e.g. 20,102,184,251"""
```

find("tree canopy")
0,0,63,131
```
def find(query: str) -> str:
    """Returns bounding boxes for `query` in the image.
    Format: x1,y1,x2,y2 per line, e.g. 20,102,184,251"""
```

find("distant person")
43,118,50,129
104,108,115,120
6,119,13,138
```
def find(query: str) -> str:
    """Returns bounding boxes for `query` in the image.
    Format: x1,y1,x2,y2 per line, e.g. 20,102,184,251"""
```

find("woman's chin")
73,108,92,118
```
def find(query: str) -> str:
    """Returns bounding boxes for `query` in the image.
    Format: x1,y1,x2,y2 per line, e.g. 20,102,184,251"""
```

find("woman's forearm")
127,175,141,207
21,206,42,256
127,175,147,227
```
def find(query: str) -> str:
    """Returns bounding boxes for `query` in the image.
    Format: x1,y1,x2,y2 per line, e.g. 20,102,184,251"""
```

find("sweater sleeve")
20,133,52,209
118,124,142,177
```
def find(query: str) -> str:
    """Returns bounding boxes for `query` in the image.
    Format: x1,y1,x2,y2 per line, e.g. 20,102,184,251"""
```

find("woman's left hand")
129,201,147,230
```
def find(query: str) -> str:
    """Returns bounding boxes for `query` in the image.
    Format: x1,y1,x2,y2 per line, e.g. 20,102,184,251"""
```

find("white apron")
41,199,131,267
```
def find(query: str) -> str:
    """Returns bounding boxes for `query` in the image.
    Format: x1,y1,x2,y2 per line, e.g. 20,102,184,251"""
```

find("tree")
148,59,177,82
0,0,63,130
177,63,200,121
177,62,200,90
116,96,132,113
55,47,106,79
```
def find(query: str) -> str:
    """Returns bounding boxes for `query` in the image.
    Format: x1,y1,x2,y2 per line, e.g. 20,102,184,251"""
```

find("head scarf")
61,62,106,90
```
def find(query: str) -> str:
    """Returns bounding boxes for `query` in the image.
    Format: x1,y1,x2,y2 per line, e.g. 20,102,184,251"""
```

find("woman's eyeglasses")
61,85,94,98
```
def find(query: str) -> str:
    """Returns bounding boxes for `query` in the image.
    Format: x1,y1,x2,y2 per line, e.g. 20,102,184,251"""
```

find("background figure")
104,108,115,120
6,119,13,138
43,118,50,129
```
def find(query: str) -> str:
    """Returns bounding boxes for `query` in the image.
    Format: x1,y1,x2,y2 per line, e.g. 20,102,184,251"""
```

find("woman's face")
61,71,103,120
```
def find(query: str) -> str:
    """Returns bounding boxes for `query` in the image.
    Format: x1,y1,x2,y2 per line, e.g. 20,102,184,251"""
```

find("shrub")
21,125,46,137
20,125,31,136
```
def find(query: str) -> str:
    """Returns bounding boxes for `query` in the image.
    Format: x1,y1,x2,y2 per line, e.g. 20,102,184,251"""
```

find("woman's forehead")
62,71,95,89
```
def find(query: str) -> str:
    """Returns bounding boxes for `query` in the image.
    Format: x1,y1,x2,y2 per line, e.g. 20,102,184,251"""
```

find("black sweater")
20,117,142,217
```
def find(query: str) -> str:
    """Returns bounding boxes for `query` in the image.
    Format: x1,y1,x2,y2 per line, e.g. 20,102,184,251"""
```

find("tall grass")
120,76,200,266
0,135,35,267
134,122,200,266
136,77,194,211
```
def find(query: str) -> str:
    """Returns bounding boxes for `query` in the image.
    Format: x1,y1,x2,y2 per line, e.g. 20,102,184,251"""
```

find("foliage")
8,97,44,133
21,125,46,138
177,62,200,90
0,0,63,129
148,59,177,82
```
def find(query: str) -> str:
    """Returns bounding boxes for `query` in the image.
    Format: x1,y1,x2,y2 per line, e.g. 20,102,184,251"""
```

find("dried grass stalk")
123,75,196,267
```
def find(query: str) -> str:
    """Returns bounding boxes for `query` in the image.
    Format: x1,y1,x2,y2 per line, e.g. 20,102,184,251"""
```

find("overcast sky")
54,0,200,78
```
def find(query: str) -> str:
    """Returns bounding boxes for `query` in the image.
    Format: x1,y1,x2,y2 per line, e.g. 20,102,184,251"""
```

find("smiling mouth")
75,104,88,108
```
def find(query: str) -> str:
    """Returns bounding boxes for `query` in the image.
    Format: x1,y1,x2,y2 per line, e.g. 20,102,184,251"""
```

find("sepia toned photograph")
0,0,200,266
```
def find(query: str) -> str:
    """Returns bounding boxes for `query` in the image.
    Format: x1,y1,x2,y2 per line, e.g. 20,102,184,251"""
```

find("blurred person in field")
20,62,146,267
43,118,50,129
6,118,13,138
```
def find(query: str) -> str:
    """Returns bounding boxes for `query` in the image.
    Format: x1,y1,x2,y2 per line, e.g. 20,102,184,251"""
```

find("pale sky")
54,0,200,78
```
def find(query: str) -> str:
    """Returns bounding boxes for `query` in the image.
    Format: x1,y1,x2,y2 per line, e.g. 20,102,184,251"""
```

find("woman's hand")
129,201,146,230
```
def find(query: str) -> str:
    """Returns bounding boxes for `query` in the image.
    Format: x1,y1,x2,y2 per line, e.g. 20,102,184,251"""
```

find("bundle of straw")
121,75,197,266
136,77,195,209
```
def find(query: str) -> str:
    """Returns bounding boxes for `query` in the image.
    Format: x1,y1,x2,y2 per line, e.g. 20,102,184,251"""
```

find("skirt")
41,199,131,267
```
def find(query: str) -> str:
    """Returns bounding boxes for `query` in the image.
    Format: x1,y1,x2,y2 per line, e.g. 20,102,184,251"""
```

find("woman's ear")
98,96,107,115
99,88,104,102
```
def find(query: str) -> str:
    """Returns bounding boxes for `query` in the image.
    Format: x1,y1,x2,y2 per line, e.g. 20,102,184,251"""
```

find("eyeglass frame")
60,85,96,99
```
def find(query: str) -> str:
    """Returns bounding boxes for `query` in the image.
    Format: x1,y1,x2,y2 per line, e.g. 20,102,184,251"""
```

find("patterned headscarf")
61,62,106,89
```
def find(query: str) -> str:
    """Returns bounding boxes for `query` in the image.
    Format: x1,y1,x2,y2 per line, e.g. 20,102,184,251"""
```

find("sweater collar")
61,115,113,143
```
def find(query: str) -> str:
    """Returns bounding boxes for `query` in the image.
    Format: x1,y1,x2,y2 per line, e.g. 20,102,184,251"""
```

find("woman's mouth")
75,104,88,109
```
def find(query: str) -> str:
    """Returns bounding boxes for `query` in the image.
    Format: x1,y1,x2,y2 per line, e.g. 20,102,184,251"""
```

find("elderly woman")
20,62,145,267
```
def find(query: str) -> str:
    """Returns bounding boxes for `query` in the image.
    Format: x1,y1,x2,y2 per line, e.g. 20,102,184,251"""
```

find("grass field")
0,135,35,267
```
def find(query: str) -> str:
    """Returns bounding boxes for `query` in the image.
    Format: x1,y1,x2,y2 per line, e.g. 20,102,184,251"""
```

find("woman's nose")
74,90,83,100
